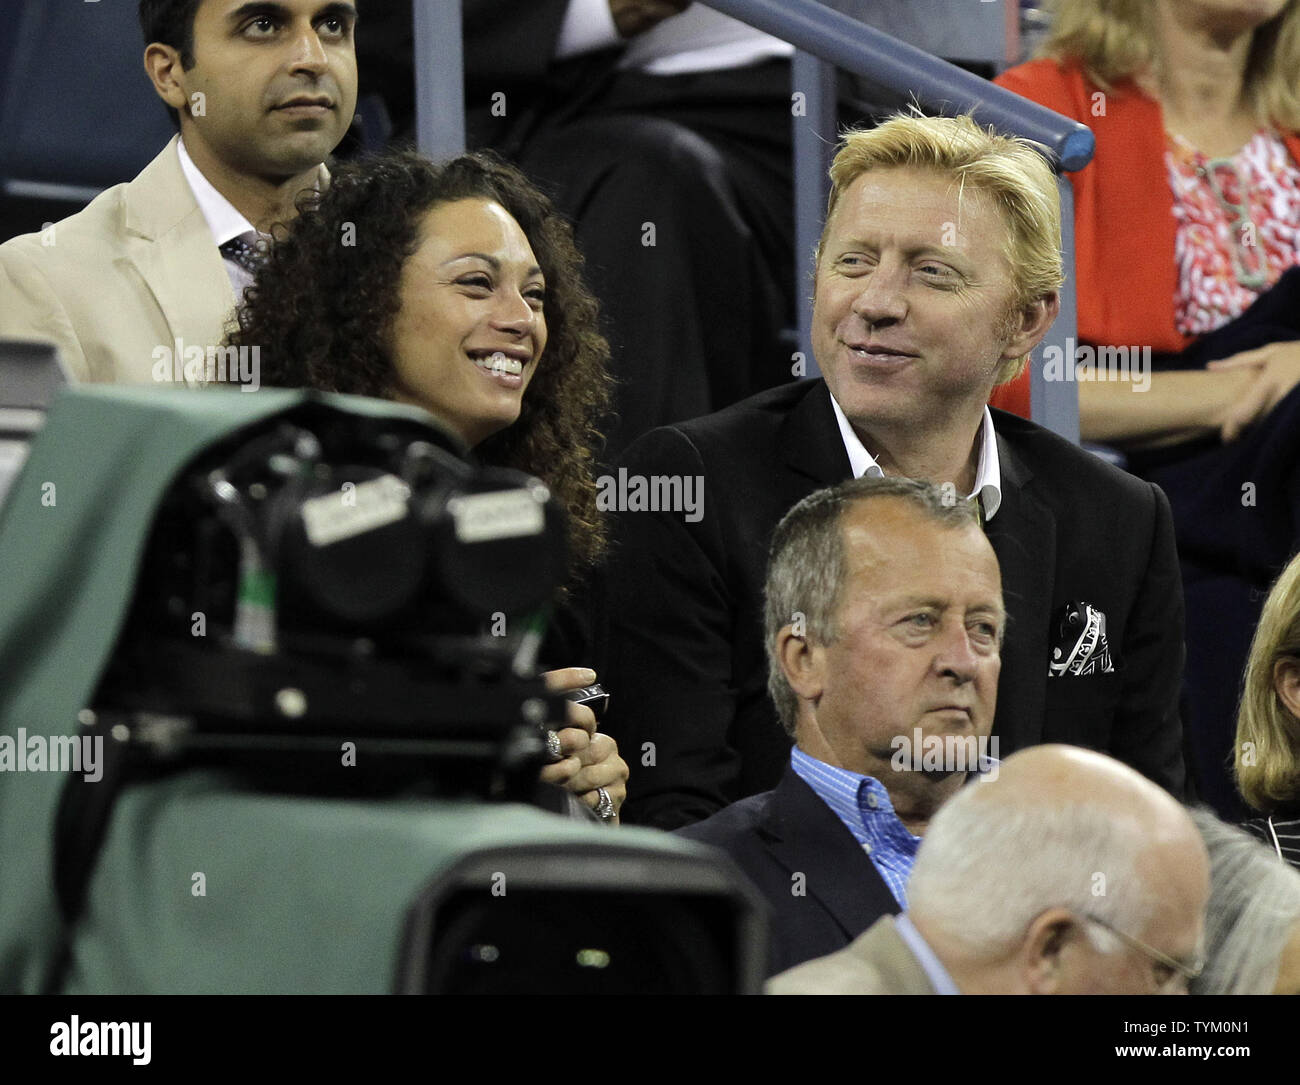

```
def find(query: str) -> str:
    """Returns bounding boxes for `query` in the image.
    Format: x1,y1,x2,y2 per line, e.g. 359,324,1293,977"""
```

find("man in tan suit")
768,746,1210,994
0,0,358,384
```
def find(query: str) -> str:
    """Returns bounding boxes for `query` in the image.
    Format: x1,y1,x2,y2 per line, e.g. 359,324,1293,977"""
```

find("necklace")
1168,130,1271,290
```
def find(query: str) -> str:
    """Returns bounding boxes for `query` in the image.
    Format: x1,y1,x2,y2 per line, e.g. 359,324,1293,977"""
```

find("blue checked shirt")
791,747,920,908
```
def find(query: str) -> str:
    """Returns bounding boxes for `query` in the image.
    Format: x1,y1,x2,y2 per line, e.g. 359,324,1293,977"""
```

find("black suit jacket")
604,379,1186,827
676,763,900,977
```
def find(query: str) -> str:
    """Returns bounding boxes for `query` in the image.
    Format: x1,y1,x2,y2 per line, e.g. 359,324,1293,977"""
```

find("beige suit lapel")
122,136,236,351
858,915,940,995
765,915,941,994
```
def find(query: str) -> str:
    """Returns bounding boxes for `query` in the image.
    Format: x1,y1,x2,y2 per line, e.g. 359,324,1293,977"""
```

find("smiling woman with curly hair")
226,148,625,821
227,147,612,576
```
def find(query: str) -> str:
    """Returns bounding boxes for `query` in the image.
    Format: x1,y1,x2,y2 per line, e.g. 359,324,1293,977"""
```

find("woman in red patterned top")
996,0,1300,446
995,0,1300,818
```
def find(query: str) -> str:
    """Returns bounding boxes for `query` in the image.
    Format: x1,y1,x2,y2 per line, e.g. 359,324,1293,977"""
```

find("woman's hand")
1209,342,1300,442
537,668,628,823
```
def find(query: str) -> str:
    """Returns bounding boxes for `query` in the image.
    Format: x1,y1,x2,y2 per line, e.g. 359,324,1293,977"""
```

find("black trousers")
493,59,797,462
1129,268,1300,819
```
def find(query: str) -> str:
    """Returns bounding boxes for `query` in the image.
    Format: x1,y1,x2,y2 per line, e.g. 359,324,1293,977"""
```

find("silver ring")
594,786,616,822
544,729,562,762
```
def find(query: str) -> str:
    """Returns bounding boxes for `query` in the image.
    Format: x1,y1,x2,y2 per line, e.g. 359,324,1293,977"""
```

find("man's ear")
1273,657,1300,720
776,626,825,705
1000,291,1060,364
1020,908,1078,995
144,43,191,112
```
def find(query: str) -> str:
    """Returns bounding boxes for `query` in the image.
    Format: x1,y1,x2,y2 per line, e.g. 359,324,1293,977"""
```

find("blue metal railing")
411,0,1091,440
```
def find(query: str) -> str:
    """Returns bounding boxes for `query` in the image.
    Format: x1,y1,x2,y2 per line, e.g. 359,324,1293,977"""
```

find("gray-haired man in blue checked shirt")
679,474,1003,976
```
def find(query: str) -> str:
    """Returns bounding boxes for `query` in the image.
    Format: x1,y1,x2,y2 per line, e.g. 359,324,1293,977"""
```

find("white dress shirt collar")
177,137,258,249
828,390,1002,521
177,138,262,297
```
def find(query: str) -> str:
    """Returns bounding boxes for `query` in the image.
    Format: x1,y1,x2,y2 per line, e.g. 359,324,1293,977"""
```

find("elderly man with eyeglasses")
768,745,1209,995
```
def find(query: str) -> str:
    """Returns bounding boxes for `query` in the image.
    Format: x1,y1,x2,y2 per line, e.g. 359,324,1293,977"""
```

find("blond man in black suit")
605,113,1186,829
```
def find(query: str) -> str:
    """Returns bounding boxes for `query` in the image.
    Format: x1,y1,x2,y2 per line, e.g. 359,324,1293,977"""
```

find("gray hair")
907,780,1155,958
1189,806,1300,995
763,476,979,735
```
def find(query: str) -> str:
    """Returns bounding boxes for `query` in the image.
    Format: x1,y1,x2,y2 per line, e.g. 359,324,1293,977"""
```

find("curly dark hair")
227,148,613,576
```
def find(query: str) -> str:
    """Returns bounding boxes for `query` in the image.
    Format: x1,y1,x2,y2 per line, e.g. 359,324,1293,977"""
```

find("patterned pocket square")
1048,601,1115,677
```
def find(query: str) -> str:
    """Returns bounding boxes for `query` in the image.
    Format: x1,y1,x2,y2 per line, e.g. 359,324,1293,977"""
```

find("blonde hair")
1041,0,1300,129
1235,552,1300,811
819,113,1064,385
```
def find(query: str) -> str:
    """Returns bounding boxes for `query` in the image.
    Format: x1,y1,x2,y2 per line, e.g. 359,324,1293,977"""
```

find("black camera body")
87,401,574,799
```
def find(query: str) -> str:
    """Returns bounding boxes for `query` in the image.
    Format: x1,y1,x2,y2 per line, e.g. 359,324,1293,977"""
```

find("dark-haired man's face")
149,0,358,182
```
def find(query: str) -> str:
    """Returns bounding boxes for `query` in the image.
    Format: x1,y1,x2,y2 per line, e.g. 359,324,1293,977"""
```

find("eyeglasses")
1081,913,1205,990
